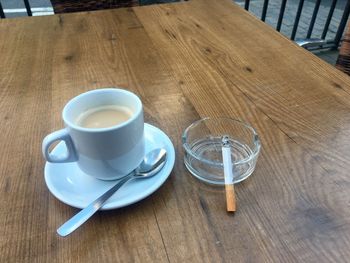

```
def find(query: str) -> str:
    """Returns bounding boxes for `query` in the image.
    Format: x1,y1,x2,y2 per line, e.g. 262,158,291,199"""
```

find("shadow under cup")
62,88,145,180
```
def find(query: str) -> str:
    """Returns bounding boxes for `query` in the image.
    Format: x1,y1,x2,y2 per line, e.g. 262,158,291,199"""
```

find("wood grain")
135,1,350,261
1,0,350,262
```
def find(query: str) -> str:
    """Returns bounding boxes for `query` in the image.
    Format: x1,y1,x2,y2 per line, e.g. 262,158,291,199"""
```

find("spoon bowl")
136,148,167,176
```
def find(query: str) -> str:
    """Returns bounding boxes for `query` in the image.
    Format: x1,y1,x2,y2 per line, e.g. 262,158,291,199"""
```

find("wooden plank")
134,0,350,261
136,0,350,177
0,9,171,263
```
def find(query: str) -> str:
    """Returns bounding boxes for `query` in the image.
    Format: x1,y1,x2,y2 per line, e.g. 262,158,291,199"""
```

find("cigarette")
222,137,236,212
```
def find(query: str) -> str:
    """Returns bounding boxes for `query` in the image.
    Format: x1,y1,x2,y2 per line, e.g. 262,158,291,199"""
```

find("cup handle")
42,129,78,163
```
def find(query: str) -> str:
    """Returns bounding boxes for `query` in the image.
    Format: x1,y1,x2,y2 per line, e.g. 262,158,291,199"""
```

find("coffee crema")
76,105,133,129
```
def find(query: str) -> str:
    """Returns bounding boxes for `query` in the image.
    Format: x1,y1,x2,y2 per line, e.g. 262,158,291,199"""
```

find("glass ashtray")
182,117,261,185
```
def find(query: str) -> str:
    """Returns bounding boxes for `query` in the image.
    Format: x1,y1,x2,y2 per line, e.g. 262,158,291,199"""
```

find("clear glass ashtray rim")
182,117,261,167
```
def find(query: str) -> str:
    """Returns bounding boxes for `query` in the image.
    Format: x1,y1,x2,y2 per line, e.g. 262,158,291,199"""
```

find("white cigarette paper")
222,146,233,185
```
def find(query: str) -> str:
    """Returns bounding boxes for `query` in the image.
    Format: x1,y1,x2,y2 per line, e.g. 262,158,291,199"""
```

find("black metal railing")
23,0,33,16
0,0,32,19
261,0,269,21
241,0,350,50
322,0,337,39
276,0,287,31
0,1,5,19
307,0,321,39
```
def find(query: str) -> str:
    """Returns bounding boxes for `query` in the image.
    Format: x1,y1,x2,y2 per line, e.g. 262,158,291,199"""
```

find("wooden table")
1,0,350,262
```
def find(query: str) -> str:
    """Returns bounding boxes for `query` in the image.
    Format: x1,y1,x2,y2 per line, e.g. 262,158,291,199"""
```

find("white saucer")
44,123,175,210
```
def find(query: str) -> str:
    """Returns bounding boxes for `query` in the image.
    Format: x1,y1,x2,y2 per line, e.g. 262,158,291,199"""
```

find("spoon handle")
57,173,134,237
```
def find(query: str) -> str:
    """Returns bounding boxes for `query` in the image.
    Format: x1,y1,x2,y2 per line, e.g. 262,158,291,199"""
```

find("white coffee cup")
42,88,145,180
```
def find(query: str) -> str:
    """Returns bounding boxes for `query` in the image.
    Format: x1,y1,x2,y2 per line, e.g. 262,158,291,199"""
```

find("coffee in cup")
76,105,133,129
